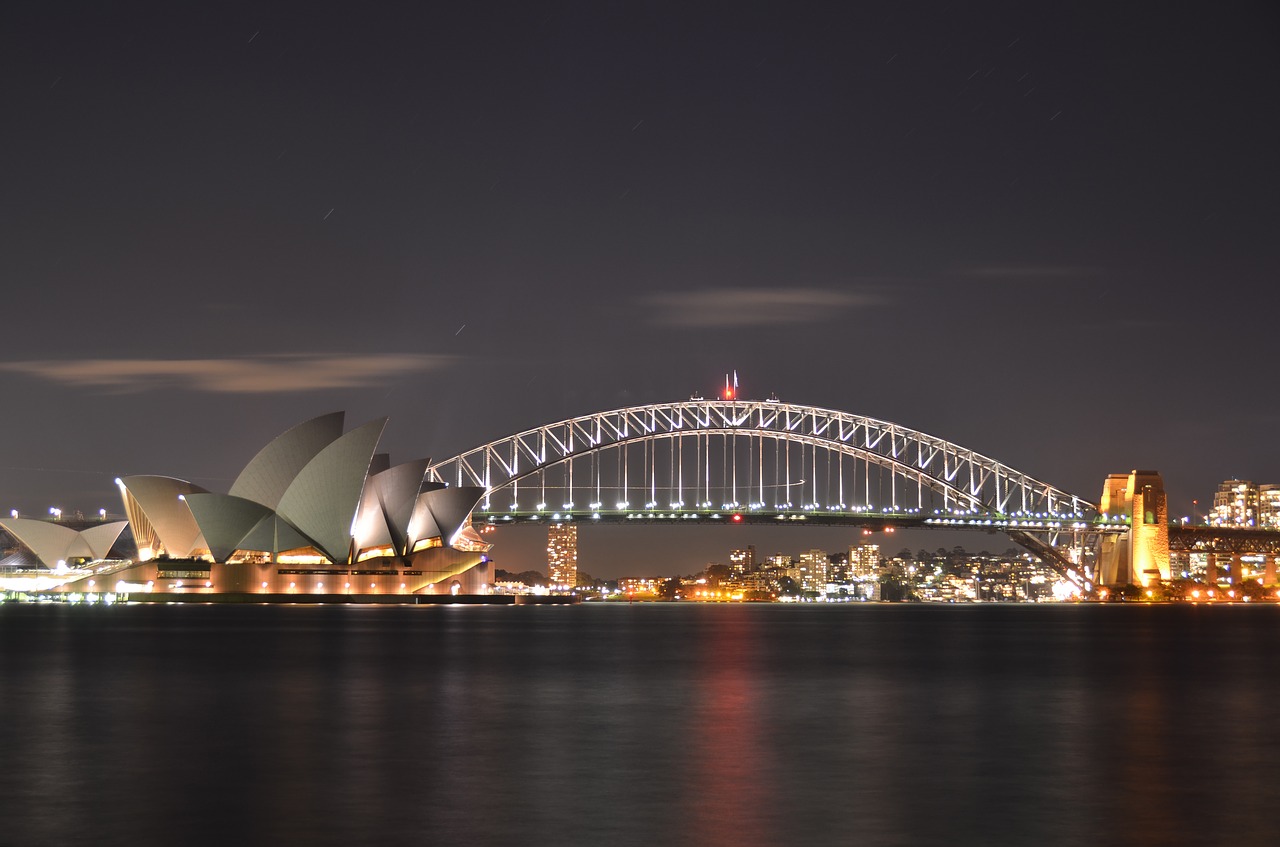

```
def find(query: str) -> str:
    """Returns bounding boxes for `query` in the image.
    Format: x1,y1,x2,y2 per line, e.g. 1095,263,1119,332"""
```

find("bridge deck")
474,510,1120,532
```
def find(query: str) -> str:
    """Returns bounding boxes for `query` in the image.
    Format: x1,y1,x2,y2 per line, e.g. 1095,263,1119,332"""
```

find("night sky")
3,2,1277,576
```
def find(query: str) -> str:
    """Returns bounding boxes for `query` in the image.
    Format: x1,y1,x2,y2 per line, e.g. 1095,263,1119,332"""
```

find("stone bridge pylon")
1096,471,1169,587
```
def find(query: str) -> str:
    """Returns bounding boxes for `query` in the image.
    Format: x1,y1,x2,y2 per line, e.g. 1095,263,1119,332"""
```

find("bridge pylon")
1096,471,1170,587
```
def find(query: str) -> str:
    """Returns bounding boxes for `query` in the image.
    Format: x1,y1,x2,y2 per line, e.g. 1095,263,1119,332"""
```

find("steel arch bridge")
424,399,1105,588
426,400,1104,585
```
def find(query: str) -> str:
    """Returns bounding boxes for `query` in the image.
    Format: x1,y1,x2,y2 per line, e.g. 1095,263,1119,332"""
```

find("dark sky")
2,2,1277,576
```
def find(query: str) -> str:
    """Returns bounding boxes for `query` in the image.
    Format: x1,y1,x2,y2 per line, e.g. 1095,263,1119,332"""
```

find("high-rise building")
827,550,849,582
849,544,880,579
729,545,756,575
797,548,829,592
547,523,578,590
1260,485,1280,529
1211,480,1258,526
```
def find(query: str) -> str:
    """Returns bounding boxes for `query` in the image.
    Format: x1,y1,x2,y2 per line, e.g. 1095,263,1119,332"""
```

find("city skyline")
2,4,1277,579
5,7,1278,845
6,385,1278,581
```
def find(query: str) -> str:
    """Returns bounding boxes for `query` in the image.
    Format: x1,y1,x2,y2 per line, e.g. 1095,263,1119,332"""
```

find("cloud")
0,353,454,393
1078,317,1176,332
645,287,882,328
958,265,1102,280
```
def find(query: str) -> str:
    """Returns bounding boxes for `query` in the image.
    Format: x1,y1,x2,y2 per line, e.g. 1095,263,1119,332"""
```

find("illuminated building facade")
797,548,828,592
729,545,756,575
1261,485,1280,529
1212,480,1259,526
548,522,578,590
41,412,493,597
848,544,880,579
618,577,662,595
1205,479,1280,530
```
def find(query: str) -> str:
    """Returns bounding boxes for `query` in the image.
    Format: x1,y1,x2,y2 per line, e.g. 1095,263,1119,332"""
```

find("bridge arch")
427,400,1093,520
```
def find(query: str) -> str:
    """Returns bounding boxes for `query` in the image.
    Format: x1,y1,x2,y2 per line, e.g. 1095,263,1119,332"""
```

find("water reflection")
2,603,1279,846
687,606,775,847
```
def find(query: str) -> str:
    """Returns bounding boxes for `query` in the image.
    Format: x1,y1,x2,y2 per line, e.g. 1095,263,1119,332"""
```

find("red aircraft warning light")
723,370,739,401
731,513,743,523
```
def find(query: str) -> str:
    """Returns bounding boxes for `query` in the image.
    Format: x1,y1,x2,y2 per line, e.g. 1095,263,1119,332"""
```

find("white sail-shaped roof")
0,518,128,567
106,411,479,567
406,481,447,548
352,458,431,554
422,486,487,548
229,411,345,509
0,518,79,565
352,476,396,552
79,521,130,559
118,475,209,559
375,459,430,554
275,418,387,564
237,513,315,556
183,493,275,562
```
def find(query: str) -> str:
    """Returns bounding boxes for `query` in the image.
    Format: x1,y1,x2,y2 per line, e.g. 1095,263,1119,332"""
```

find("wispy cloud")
957,265,1103,280
1078,317,1176,332
645,287,882,328
0,353,453,393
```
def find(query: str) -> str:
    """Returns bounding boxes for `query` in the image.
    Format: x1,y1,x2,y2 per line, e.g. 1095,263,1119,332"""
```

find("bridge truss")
427,399,1103,587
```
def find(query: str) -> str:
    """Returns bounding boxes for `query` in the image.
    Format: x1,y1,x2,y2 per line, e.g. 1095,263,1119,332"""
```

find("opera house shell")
56,412,493,597
0,517,129,569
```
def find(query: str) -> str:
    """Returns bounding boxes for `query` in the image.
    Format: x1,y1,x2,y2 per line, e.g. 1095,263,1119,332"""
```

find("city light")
5,400,1280,607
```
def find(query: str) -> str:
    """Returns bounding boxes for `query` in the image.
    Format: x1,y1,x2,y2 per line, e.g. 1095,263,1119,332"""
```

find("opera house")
1,413,493,599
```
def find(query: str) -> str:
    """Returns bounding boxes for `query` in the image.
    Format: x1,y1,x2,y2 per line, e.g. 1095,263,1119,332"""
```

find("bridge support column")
1206,553,1218,585
1266,554,1277,587
1175,550,1192,579
1230,552,1243,584
1096,471,1170,587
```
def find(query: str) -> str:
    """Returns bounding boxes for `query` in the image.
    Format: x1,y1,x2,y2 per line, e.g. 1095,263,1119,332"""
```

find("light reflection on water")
2,603,1278,846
